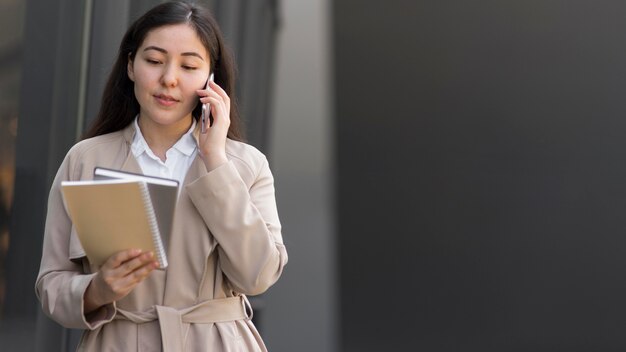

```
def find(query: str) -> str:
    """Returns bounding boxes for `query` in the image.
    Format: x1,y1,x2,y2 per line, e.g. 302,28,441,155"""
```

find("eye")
182,65,197,70
145,58,161,65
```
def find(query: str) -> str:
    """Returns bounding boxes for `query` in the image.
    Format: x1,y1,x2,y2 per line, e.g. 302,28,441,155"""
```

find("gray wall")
263,0,338,351
336,1,626,351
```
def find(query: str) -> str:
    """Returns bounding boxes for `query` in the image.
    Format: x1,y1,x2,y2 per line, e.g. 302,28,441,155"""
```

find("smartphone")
201,73,215,134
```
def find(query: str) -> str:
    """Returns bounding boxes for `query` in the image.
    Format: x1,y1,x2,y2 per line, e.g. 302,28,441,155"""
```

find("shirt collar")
172,119,197,156
131,116,197,158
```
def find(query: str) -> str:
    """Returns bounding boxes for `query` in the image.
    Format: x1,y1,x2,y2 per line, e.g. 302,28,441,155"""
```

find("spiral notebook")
61,170,178,269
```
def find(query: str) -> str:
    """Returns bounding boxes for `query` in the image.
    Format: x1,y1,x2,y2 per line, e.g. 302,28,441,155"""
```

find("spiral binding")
139,182,168,268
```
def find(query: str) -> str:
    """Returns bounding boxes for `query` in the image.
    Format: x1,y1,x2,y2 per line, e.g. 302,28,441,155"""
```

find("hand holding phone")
201,73,214,134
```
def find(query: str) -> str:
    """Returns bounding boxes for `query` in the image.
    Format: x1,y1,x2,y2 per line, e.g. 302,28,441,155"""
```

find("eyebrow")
143,46,205,61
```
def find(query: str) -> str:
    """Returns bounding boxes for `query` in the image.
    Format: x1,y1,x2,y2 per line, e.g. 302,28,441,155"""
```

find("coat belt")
114,295,252,351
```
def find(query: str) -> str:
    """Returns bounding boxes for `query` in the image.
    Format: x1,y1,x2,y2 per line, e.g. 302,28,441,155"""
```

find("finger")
199,97,228,124
206,82,229,111
201,96,225,110
198,96,215,104
198,87,225,103
212,99,229,119
108,259,156,294
118,260,158,288
201,96,227,112
105,249,142,269
207,105,230,131
113,251,155,276
208,80,230,106
196,79,222,97
196,89,211,98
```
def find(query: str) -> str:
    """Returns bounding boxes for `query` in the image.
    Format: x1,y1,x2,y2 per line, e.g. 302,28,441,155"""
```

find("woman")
35,1,287,350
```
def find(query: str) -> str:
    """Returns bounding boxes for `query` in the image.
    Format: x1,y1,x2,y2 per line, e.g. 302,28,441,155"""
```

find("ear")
127,53,135,82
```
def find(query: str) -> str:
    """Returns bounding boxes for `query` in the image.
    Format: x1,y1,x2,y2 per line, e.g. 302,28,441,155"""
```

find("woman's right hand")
84,249,158,313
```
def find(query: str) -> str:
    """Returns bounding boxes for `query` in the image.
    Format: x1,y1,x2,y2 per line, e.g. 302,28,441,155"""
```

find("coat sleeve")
34,155,116,329
186,156,288,296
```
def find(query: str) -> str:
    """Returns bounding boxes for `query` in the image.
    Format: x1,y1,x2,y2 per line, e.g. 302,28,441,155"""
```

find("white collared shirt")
131,117,198,185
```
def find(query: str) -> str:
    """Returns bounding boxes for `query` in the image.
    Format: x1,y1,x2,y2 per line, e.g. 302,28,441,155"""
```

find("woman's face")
128,23,210,130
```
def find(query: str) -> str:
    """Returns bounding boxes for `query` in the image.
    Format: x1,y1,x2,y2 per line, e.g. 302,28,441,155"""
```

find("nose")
160,64,178,87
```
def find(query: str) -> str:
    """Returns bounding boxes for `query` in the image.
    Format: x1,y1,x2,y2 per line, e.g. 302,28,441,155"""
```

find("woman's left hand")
196,80,231,171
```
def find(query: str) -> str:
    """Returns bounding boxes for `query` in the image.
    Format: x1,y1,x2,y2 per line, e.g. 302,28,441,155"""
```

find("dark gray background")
6,0,626,350
335,1,626,351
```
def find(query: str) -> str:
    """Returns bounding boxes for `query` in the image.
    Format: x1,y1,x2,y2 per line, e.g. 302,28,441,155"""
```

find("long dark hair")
83,1,244,141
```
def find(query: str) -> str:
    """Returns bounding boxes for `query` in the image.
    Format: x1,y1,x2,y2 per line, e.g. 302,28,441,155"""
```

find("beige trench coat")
35,123,288,351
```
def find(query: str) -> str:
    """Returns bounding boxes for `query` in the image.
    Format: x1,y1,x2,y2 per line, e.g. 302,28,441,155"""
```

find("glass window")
0,0,24,317
0,1,276,350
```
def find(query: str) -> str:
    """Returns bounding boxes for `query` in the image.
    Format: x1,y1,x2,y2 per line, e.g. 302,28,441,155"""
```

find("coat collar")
185,121,209,187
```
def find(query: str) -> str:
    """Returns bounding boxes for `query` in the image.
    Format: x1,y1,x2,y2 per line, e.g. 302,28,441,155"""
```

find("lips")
154,93,179,107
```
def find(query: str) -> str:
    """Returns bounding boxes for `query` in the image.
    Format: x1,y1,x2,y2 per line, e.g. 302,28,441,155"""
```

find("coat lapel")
119,124,143,173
